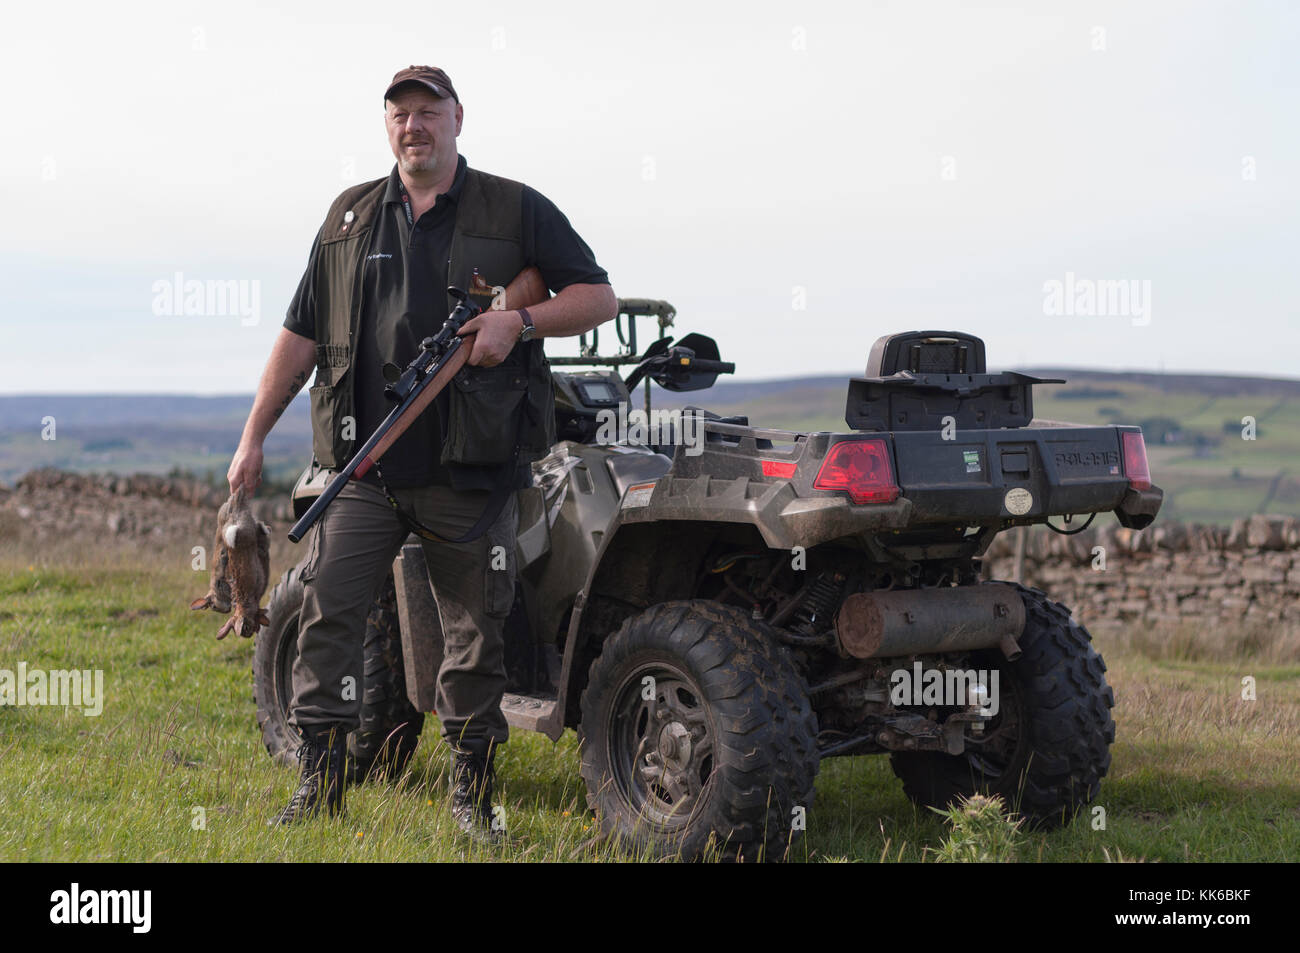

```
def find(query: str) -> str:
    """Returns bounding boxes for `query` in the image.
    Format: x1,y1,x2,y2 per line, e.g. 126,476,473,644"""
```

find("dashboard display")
575,380,621,406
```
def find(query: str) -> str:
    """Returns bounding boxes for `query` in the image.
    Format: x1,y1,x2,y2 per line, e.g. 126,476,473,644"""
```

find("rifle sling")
374,461,515,545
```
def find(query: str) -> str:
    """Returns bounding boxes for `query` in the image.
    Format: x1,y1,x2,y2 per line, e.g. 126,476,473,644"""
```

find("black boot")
449,737,501,843
269,724,347,826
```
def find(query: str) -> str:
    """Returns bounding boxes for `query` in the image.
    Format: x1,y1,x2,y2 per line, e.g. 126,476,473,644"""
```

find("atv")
254,303,1162,861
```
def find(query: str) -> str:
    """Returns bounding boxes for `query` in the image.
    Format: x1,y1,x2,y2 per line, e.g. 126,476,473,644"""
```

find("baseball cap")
384,65,459,104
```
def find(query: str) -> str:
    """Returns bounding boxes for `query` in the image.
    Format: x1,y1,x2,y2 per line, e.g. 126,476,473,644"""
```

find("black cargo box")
845,371,1063,432
848,331,1062,432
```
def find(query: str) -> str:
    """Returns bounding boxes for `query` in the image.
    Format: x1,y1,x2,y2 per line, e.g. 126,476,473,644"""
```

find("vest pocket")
309,382,340,468
441,364,528,466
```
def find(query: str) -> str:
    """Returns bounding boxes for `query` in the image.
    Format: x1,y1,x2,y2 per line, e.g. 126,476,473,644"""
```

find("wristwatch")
517,307,536,343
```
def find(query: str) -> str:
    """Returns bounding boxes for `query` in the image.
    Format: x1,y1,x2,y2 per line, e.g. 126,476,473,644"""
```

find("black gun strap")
374,459,514,545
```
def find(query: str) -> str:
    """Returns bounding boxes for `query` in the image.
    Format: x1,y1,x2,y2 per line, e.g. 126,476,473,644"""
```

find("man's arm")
458,282,616,366
524,282,617,338
227,328,317,492
459,183,616,366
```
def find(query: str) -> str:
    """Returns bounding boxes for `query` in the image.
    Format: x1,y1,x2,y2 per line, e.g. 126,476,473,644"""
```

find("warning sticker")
963,449,981,474
622,482,657,508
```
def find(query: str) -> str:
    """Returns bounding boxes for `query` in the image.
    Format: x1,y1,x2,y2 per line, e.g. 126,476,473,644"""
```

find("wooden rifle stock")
288,266,550,543
359,266,550,466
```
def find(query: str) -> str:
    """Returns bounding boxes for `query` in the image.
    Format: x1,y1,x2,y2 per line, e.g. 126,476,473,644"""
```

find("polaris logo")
1055,450,1119,468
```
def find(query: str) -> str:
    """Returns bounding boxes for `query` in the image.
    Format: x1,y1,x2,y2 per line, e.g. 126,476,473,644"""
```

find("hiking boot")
449,737,501,843
269,724,347,826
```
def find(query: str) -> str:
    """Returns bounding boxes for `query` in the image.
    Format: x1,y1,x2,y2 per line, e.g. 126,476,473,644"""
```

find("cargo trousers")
288,476,517,747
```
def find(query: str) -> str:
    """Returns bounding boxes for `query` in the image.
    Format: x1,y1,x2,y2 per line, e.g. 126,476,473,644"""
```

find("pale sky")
1,0,1296,393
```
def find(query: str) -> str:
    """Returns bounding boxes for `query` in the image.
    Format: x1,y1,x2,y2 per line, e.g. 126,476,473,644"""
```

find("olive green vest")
306,166,553,471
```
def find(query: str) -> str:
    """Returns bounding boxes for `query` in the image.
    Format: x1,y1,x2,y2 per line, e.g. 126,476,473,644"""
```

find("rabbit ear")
231,484,246,506
190,595,213,610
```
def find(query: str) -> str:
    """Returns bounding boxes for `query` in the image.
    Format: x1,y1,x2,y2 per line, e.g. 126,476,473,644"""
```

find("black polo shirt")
284,155,609,487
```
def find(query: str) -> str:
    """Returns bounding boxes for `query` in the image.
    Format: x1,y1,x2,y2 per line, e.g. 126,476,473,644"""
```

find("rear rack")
701,420,810,443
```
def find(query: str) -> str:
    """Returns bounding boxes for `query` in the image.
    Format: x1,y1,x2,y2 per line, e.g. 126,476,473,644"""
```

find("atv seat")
605,451,672,498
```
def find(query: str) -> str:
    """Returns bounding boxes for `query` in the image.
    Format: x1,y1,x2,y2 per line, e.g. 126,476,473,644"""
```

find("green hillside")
665,368,1300,526
3,367,1297,525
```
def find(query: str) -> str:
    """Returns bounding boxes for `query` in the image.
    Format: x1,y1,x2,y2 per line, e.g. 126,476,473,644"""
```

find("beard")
397,144,439,174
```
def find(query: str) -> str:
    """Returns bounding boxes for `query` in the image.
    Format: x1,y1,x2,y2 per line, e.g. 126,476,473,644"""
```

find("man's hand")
458,310,523,367
455,283,616,365
228,442,264,494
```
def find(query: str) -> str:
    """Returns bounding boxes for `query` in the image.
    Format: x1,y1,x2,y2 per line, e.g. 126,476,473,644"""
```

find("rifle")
287,266,549,544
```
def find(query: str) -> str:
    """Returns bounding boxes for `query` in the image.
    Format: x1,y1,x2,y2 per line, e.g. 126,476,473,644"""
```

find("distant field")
1,541,1296,862
3,366,1298,524
0,395,312,490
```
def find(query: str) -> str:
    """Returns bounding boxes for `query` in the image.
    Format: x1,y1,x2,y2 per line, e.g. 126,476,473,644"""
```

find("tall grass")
1,535,1297,862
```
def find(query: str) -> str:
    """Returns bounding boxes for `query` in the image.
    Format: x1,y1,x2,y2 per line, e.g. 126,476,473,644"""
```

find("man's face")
385,87,463,176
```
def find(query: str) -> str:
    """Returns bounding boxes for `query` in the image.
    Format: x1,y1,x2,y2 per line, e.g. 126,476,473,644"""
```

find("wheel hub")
610,666,716,828
657,721,692,769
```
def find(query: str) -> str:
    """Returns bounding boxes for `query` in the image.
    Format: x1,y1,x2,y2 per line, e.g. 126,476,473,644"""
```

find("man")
227,65,616,838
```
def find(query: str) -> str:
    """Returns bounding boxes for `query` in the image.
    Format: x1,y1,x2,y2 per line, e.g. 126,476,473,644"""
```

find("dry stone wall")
982,514,1300,630
0,468,293,544
3,470,1297,633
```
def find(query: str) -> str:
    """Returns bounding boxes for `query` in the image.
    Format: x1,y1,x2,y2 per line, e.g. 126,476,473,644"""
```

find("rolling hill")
3,366,1297,524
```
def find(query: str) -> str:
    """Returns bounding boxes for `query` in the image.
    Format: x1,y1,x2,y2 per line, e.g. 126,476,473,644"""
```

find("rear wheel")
889,583,1115,829
578,600,819,861
254,565,424,782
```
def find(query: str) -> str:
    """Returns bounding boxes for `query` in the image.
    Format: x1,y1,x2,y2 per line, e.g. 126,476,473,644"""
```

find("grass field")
1,541,1297,863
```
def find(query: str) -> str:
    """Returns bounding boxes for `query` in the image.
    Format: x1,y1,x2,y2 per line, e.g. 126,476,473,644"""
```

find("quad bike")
254,304,1162,860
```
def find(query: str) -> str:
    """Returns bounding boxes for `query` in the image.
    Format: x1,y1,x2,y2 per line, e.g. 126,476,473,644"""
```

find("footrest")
501,692,558,733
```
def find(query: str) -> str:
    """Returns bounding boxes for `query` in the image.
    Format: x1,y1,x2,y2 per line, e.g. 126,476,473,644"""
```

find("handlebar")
685,359,735,374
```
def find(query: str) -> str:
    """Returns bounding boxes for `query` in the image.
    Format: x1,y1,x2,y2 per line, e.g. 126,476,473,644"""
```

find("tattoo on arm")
272,369,310,420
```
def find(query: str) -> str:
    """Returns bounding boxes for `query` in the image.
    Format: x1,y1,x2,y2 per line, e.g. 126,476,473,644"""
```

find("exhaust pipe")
834,583,1025,660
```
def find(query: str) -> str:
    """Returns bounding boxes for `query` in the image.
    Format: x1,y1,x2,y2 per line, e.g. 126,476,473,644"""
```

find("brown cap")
384,65,459,104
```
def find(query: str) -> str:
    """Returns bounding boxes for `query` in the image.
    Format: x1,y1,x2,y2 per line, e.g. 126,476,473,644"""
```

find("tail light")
813,438,900,504
1121,431,1151,490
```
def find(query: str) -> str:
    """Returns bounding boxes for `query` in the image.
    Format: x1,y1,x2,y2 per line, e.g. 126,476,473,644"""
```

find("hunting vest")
306,167,554,473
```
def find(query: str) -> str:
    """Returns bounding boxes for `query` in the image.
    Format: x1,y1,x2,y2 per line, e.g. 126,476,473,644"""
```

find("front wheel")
578,600,819,861
889,583,1115,829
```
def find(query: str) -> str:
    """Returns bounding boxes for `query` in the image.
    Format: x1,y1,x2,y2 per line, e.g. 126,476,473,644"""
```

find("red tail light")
1121,431,1151,490
813,438,899,504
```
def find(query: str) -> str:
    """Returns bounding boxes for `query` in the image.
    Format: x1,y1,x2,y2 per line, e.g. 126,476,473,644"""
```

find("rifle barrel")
287,332,468,544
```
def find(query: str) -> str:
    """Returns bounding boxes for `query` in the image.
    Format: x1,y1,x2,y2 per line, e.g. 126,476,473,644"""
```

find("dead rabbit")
190,485,271,639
